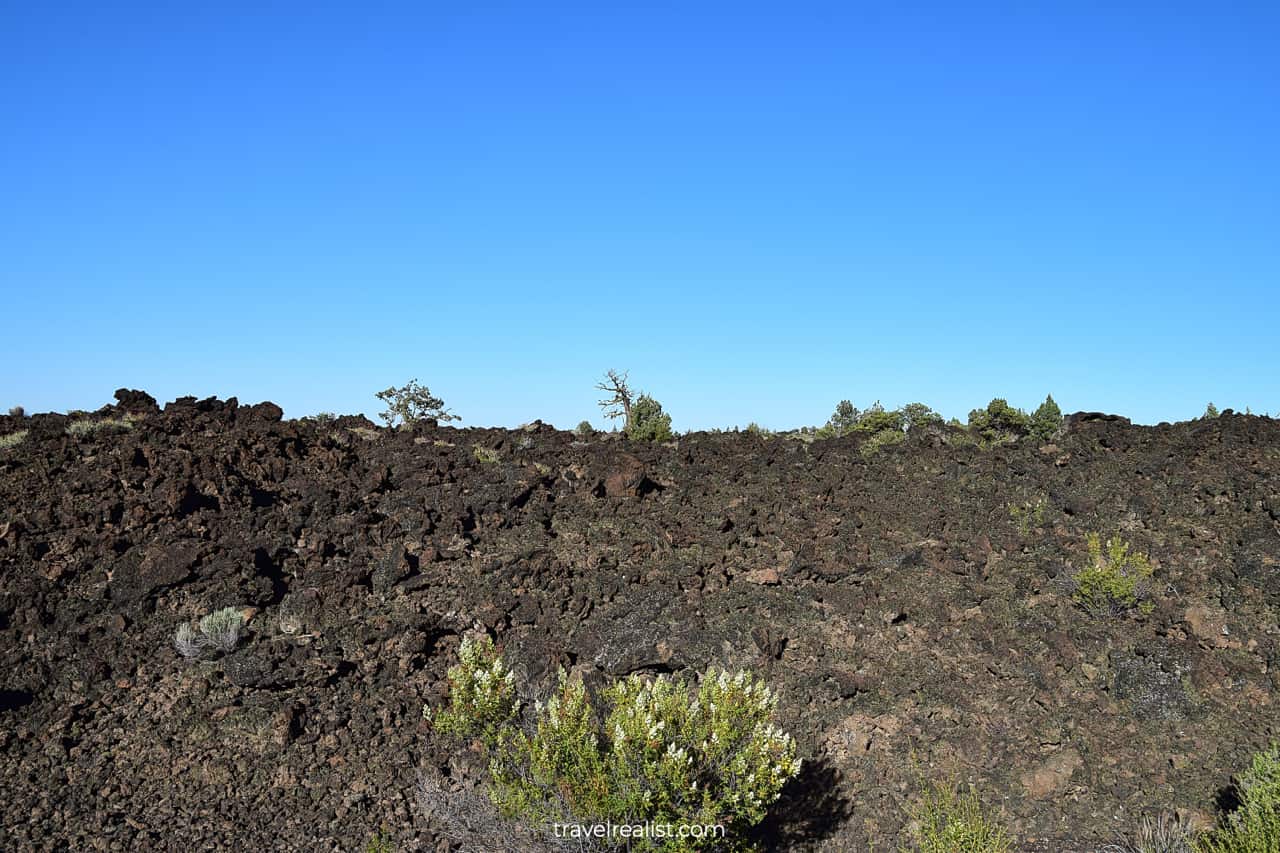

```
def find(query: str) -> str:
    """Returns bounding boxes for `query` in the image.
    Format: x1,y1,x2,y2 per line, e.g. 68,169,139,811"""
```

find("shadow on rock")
750,755,852,850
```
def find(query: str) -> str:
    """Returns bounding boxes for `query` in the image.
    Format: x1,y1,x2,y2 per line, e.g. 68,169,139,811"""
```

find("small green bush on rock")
853,401,904,435
1071,533,1154,615
815,400,941,455
906,781,1012,853
473,444,501,464
66,417,134,437
901,402,945,431
596,370,674,442
966,398,1031,445
1008,498,1048,535
173,623,203,659
199,606,246,652
425,635,520,743
363,828,395,853
824,400,859,436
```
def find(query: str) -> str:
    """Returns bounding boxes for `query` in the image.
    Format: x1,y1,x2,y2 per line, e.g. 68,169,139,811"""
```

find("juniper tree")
1030,394,1063,441
597,371,673,441
375,379,459,427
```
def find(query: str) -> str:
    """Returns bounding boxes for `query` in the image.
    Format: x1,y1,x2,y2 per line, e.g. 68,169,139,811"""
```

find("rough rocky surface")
0,392,1277,850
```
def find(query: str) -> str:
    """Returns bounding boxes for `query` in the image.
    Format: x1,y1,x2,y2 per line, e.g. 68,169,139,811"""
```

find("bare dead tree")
595,370,634,430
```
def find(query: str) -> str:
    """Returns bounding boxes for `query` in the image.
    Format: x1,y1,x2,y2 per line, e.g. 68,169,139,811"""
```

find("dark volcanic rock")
110,541,199,602
601,451,655,498
0,394,1278,850
1112,645,1195,720
113,388,159,414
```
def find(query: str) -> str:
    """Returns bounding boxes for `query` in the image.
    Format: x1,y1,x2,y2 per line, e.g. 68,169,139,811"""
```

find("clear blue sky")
3,2,1277,428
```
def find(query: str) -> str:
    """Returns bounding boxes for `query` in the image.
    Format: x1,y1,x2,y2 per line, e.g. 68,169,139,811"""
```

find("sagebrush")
66,417,134,437
0,430,28,449
175,606,246,658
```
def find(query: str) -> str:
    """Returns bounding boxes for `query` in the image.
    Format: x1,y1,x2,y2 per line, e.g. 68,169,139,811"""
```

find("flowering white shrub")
593,668,801,830
427,648,800,850
425,635,520,743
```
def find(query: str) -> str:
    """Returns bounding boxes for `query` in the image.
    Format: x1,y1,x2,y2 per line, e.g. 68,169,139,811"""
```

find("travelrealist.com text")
552,821,727,841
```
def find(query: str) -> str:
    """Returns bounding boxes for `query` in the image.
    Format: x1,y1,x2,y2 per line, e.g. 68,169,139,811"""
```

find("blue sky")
3,2,1277,428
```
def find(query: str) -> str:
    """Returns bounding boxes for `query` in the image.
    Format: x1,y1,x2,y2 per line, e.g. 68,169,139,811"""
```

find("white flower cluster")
454,662,802,846
593,666,802,828
425,635,520,737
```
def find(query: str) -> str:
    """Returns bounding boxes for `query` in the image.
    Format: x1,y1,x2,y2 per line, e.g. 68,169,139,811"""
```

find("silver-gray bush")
198,606,245,653
173,622,203,659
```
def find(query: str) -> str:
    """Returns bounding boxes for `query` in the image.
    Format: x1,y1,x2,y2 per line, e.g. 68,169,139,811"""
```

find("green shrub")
173,623,203,659
0,430,28,449
1008,498,1048,535
473,444,501,464
852,401,904,434
901,402,944,431
815,400,940,455
363,828,396,853
964,395,1062,445
1202,402,1221,419
1197,744,1280,853
597,371,674,442
575,420,594,438
375,379,458,427
859,428,905,458
905,781,1012,853
822,400,859,436
745,422,774,439
626,394,674,442
1071,533,1154,615
1030,395,1063,441
426,641,800,850
425,636,520,743
967,398,1031,444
